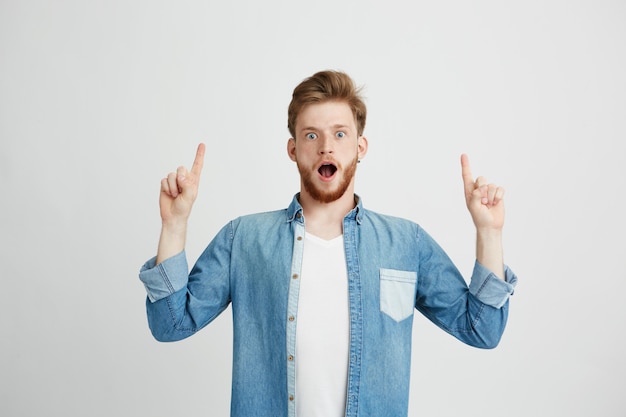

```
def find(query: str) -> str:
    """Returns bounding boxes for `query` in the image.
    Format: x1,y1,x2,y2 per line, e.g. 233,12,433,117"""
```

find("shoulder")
230,208,289,232
361,207,419,230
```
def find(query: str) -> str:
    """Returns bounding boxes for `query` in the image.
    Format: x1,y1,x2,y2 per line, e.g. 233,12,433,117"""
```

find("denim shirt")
139,195,517,417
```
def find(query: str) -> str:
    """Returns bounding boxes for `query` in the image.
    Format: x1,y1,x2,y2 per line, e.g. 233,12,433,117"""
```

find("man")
139,70,517,417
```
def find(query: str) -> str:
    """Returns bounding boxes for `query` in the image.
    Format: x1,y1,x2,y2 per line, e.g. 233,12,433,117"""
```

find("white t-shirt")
295,233,350,417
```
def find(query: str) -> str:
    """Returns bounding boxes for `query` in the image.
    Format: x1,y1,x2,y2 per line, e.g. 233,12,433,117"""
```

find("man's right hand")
159,143,206,225
156,143,205,264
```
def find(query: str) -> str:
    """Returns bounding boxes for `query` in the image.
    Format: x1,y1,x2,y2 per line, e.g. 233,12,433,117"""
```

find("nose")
318,133,333,155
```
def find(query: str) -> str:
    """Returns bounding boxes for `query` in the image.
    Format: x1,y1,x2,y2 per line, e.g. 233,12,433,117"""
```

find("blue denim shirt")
139,195,517,417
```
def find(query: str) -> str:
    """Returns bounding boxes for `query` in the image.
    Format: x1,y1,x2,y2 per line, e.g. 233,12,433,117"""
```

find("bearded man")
139,70,518,417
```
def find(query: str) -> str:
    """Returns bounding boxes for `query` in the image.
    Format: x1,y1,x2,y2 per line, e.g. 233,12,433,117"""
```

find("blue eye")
306,133,317,140
336,131,345,138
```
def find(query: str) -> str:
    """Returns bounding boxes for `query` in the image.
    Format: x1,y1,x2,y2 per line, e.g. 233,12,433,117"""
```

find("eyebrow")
299,124,351,132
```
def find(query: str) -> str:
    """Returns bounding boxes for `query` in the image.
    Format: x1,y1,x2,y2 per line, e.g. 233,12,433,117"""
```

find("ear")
357,136,369,160
287,138,297,162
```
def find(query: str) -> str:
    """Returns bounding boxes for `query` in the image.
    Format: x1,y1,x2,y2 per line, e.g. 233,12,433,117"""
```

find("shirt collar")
286,193,363,225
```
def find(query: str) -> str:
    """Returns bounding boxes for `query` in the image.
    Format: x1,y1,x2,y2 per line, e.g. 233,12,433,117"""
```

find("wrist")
476,227,503,238
161,217,189,234
156,221,188,265
475,228,504,280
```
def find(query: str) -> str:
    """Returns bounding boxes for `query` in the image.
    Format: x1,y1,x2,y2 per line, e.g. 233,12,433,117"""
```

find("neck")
298,188,356,240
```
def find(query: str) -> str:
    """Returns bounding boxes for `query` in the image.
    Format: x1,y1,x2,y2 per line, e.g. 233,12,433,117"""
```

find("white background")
1,1,625,416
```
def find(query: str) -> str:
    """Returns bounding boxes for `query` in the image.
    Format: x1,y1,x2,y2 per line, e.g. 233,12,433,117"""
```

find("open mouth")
318,163,337,178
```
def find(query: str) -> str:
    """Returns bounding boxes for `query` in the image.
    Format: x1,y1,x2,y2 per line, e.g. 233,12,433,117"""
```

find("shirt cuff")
468,261,518,309
138,251,189,302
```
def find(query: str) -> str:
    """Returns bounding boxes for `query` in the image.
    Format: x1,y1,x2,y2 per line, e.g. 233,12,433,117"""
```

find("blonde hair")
287,70,367,138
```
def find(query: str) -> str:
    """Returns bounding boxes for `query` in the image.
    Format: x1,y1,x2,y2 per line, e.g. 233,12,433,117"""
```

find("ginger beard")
297,154,358,204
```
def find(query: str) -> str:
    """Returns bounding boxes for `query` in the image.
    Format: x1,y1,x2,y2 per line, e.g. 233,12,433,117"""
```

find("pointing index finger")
191,143,206,177
460,153,475,194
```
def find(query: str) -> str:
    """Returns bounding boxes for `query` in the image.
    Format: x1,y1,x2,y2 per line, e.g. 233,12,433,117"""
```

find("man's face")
288,101,368,204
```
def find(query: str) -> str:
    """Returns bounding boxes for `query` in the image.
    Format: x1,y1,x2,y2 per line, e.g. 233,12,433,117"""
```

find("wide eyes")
304,131,346,140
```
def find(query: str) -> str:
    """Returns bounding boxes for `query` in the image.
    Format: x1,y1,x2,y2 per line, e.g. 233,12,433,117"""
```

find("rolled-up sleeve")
138,251,189,302
468,261,518,309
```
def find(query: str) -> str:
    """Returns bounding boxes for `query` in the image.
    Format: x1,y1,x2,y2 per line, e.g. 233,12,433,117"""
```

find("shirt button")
288,355,294,361
297,236,303,241
288,316,295,322
292,274,299,279
289,395,294,401
296,213,302,219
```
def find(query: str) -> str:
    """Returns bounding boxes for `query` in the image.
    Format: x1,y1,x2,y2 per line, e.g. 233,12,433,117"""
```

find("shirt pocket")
379,268,417,322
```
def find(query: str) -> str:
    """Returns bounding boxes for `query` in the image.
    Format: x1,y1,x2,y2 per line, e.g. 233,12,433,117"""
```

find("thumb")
177,171,199,202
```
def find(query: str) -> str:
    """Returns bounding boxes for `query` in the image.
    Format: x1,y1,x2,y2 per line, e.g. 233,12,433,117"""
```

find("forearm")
476,228,504,280
141,221,234,341
156,220,188,264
